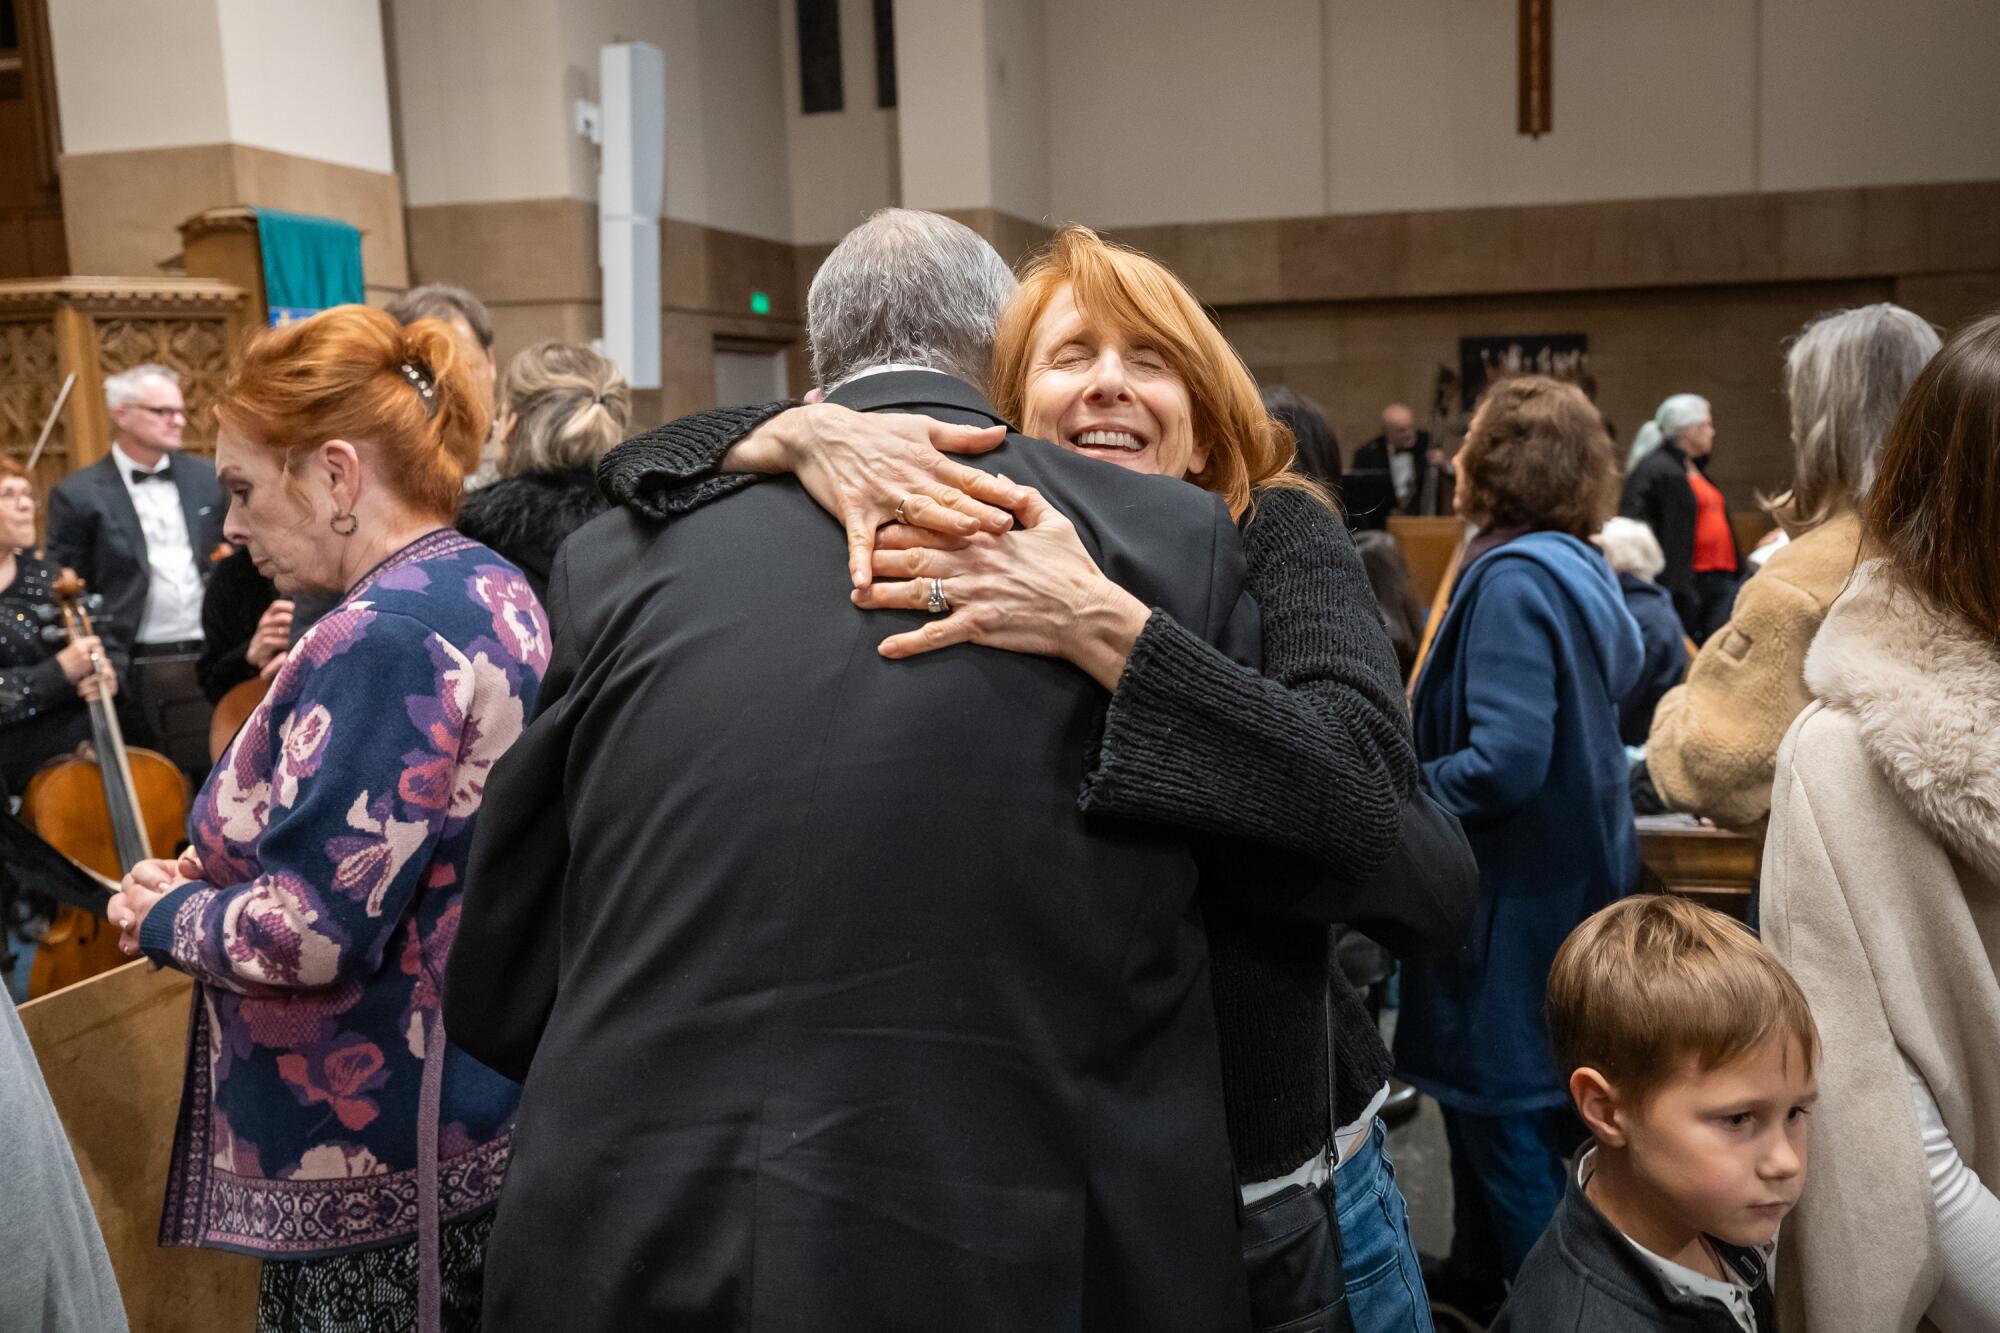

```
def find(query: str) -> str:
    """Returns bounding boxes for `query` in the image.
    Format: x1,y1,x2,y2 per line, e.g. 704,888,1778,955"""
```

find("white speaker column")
597,42,666,390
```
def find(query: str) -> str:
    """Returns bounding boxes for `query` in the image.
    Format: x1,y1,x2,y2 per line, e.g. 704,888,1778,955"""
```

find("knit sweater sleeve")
595,401,794,518
1080,486,1416,880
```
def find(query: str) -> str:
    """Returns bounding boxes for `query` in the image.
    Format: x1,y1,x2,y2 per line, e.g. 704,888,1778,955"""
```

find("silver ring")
894,495,913,525
927,577,950,614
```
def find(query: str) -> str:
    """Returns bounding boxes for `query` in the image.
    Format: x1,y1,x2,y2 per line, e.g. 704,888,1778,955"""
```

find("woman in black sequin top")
0,457,125,798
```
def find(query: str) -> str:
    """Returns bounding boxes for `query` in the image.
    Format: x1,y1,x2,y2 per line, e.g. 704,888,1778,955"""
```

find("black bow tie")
131,466,172,485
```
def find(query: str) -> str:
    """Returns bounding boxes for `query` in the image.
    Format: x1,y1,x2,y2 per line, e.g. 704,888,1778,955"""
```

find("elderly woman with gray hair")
1596,516,1686,745
1620,391,1737,640
1645,303,1939,831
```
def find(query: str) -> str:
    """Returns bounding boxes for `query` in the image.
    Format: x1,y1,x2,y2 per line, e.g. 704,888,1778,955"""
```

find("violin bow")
23,372,77,474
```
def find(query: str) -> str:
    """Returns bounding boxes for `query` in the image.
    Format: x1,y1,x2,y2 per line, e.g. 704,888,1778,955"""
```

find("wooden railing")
1636,817,1760,920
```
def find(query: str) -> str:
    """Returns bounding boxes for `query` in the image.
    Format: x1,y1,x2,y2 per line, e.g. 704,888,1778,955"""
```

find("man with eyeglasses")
47,363,224,776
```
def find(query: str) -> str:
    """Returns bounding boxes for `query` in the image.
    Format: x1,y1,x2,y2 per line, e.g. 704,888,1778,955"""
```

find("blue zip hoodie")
1396,532,1643,1114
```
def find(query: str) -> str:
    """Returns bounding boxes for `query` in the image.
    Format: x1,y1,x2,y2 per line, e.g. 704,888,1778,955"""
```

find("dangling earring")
330,512,358,536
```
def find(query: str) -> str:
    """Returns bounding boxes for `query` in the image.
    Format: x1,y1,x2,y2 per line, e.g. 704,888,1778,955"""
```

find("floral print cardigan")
138,530,547,1259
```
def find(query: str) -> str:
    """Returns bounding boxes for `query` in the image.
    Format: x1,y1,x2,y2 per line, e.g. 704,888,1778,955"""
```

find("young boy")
1492,895,1820,1332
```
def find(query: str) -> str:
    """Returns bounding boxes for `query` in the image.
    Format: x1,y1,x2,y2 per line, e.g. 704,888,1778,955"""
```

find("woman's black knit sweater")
600,403,1420,1178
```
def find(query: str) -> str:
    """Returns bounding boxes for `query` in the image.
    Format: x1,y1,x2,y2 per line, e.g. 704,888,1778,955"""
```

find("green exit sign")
750,291,771,315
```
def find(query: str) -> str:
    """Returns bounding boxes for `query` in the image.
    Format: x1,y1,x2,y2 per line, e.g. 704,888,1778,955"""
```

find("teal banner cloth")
253,207,364,325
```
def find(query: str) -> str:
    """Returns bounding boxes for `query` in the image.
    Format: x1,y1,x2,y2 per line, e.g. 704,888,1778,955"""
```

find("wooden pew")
1635,816,1760,921
18,963,259,1331
1387,515,1469,608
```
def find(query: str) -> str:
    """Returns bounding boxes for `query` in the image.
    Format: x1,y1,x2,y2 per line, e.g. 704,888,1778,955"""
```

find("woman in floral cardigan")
109,306,546,1333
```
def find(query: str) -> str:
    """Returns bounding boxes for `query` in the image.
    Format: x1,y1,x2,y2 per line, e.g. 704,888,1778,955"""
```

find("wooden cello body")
21,572,190,998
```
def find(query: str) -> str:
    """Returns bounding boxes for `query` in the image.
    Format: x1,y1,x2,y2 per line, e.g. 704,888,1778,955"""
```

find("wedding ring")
927,578,950,614
894,495,913,525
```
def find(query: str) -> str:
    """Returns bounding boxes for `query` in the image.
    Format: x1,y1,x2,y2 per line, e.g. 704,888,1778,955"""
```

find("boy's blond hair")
1548,895,1819,1103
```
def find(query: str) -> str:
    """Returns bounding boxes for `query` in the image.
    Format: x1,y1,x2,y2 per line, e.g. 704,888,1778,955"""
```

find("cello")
22,571,190,998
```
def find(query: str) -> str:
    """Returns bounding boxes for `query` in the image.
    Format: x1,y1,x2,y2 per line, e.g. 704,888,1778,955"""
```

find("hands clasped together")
107,846,203,957
738,405,1152,690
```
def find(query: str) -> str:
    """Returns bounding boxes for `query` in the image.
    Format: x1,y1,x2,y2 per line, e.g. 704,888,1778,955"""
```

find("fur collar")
457,468,604,554
1805,558,2000,879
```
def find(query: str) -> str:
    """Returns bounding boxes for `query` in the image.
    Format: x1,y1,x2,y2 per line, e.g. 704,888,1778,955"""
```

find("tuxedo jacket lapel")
91,454,147,561
171,460,221,576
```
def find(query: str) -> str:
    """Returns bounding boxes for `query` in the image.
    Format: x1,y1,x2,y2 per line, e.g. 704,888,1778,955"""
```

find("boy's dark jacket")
1493,1149,1779,1332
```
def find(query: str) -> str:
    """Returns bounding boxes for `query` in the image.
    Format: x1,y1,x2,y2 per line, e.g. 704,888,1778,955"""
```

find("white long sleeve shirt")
1906,1059,2000,1332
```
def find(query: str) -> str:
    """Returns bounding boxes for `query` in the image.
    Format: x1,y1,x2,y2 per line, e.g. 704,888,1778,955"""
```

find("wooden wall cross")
1518,0,1552,137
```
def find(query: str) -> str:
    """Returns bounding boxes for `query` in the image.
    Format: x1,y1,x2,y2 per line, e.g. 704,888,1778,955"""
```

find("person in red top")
1687,451,1740,633
1620,394,1741,642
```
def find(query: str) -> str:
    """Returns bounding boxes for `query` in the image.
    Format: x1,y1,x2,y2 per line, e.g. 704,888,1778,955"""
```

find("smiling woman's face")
1018,285,1207,480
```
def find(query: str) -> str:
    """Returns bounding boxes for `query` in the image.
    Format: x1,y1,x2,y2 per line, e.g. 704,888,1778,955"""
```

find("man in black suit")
449,210,1264,1330
1351,401,1451,524
47,363,224,773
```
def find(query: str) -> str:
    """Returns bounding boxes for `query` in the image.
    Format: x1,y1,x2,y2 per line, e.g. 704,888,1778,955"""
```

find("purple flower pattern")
144,531,545,1259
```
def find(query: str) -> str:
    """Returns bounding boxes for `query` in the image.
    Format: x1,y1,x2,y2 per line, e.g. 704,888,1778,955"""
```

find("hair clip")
399,361,439,419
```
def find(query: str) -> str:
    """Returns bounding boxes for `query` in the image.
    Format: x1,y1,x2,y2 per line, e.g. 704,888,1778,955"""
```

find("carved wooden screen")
0,277,249,521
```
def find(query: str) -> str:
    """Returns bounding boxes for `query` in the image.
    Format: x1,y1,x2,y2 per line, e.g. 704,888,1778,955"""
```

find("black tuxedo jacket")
45,451,223,647
450,372,1263,1331
1352,431,1442,518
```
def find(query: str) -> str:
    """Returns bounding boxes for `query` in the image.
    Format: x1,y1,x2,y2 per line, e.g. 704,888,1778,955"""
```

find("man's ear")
1570,1067,1629,1147
803,386,826,405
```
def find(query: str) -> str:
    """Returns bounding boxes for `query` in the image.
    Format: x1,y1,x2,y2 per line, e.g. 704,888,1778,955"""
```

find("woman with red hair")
106,306,547,1332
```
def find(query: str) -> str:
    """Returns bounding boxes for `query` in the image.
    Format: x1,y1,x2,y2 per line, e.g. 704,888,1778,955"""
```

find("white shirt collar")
830,362,938,390
109,440,170,480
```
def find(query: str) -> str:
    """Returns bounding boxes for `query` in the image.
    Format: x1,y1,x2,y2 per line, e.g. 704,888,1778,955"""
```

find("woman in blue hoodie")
1396,375,1642,1321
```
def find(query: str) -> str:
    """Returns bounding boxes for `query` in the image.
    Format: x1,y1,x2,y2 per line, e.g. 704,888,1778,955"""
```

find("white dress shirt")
109,441,206,645
1389,448,1417,507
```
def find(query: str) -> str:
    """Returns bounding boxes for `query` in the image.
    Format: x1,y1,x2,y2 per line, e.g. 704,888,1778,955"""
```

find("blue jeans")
1334,1119,1433,1333
1438,1103,1582,1282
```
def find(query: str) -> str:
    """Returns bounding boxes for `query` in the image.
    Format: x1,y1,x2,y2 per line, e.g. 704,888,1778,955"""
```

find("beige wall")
896,0,989,212
391,0,571,207
51,0,406,291
395,0,794,242
553,0,795,241
215,0,396,174
784,0,899,244
1759,0,2000,192
1045,0,1325,228
53,0,393,172
1036,0,2000,228
49,0,232,153
1324,0,1758,214
983,0,1050,224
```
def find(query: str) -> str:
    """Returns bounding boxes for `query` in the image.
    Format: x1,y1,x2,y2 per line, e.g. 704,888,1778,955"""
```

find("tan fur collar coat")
1647,509,1863,829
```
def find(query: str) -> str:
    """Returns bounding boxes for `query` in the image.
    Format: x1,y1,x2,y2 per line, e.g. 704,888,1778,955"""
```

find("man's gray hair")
806,209,1017,391
386,282,495,351
104,363,181,408
1772,303,1940,534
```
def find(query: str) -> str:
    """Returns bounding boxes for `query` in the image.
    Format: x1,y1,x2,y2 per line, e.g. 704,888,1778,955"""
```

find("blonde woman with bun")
455,339,630,602
104,305,550,1332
